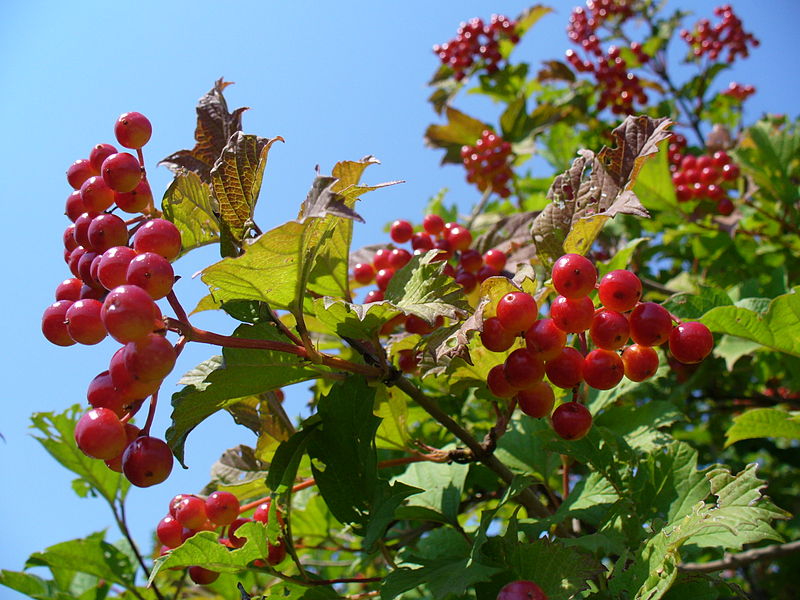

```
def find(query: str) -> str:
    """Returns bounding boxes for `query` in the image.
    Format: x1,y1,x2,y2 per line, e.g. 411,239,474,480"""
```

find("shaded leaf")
394,460,469,525
161,169,220,257
424,106,487,165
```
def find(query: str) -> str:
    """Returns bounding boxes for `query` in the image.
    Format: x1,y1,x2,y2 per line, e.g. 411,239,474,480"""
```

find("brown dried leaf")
532,116,671,267
160,79,249,182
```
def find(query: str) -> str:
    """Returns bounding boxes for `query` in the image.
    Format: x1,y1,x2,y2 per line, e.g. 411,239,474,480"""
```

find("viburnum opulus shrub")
10,2,800,600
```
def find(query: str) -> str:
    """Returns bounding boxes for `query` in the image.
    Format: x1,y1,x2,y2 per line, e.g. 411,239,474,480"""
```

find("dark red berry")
551,402,592,440
42,300,76,346
122,436,173,487
516,382,555,418
669,322,714,364
481,317,517,352
390,220,413,244
582,349,624,390
545,347,584,389
550,295,594,333
497,580,547,600
598,270,642,312
629,302,673,346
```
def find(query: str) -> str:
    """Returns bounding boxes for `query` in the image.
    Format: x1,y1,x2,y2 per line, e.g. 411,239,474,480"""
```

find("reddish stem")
141,391,159,436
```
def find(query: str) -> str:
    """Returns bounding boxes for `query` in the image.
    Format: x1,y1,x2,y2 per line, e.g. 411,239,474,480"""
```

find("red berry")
629,302,673,346
114,112,152,149
353,262,375,285
157,515,184,549
598,270,642,312
497,579,547,600
487,364,516,398
388,248,412,270
89,143,118,172
115,179,153,214
102,152,143,193
229,517,251,548
373,248,392,270
65,299,107,345
74,408,126,460
42,301,76,346
375,268,395,291
481,317,517,352
551,254,597,298
669,322,714,364
550,295,594,333
582,349,624,390
496,292,538,333
524,318,566,361
98,246,138,290
188,566,219,585
516,382,555,418
483,249,507,272
551,402,592,440
397,349,420,373
621,344,660,381
122,436,173,487
455,270,477,293
390,220,414,244
405,314,438,335
104,423,141,472
504,348,545,389
87,370,127,417
446,226,473,251
88,213,129,253
74,211,101,250
101,285,160,343
126,252,175,299
56,278,83,302
109,346,161,401
589,309,630,350
124,333,176,382
67,159,98,190
364,289,384,303
175,496,208,529
411,232,434,251
423,214,444,235
65,190,88,222
80,176,116,212
133,218,182,261
545,347,584,389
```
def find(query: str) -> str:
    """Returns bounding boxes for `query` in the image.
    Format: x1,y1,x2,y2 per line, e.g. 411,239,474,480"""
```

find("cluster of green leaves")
8,3,800,600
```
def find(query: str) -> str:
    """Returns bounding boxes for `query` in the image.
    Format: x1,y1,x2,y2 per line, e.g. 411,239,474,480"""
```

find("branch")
678,540,800,573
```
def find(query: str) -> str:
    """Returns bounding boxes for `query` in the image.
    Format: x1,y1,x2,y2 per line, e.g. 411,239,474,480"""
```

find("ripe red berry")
390,219,414,244
65,190,88,222
525,318,566,361
67,159,98,190
175,496,208,529
353,262,375,285
397,349,420,373
101,285,160,343
373,248,392,270
229,517,251,548
114,112,152,149
87,370,127,417
98,246,138,290
74,408,127,460
389,248,412,270
504,349,545,389
621,344,660,381
446,226,473,251
157,515,184,549
551,254,597,298
115,179,153,214
516,382,555,418
582,349,624,390
65,299,107,345
126,252,175,299
422,214,444,236
497,579,547,600
89,143,118,172
551,402,592,441
669,322,714,364
56,278,83,302
483,249,507,272
104,423,141,472
455,270,478,293
375,268,395,291
102,152,143,193
598,270,642,312
480,316,517,353
487,364,516,398
544,347,584,389
42,301,76,346
124,333,176,382
629,302,673,346
88,213,129,253
496,292,538,333
550,295,594,333
188,566,219,585
74,211,101,250
133,218,182,261
589,309,630,350
364,289,384,303
122,436,173,487
80,176,116,212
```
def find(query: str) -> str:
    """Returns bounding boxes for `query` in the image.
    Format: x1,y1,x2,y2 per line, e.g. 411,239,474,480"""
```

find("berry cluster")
41,112,182,487
461,130,514,198
722,81,756,101
433,15,518,81
481,254,714,441
680,5,759,62
564,1,648,115
671,150,740,215
157,493,286,585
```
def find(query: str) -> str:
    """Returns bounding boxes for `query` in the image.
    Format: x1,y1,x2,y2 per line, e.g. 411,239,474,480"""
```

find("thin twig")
678,540,800,573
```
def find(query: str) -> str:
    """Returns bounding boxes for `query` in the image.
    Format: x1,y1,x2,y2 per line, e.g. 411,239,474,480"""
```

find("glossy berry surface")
101,285,159,343
422,214,444,235
122,436,173,487
205,491,241,526
550,295,594,333
101,152,143,193
504,348,545,390
669,321,714,364
124,333,176,381
65,299,106,345
67,159,98,190
598,269,642,312
175,496,208,529
551,253,597,298
551,402,593,441
589,309,630,350
487,364,516,398
497,579,547,600
42,301,76,346
481,317,517,353
629,302,673,346
74,408,126,460
133,218,182,261
582,349,624,390
390,219,413,243
353,262,375,285
496,292,538,333
621,344,660,382
525,318,566,361
156,515,183,549
188,566,219,585
545,347,584,389
114,112,152,149
126,252,174,299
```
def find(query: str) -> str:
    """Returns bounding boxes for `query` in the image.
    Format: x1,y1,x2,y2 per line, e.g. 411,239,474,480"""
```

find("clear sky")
1,1,797,596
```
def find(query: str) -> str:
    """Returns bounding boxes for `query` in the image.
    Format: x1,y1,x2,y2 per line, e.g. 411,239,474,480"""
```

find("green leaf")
713,335,761,370
532,116,669,267
394,460,469,525
424,106,487,165
662,285,733,320
313,296,401,340
161,169,220,257
495,415,559,482
29,407,129,505
306,376,381,527
724,408,800,447
597,237,650,275
384,251,470,323
167,324,323,465
699,287,800,357
26,534,136,590
633,132,679,214
266,423,319,493
552,471,618,527
160,78,247,182
499,95,533,143
382,559,499,600
362,481,421,551
596,401,684,453
0,570,72,600
210,132,283,254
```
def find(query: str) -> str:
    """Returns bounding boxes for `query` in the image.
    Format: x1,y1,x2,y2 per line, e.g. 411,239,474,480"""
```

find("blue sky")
1,1,797,595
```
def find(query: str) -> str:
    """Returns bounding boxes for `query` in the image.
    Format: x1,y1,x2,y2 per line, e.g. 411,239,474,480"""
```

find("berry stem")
578,331,588,356
141,391,159,436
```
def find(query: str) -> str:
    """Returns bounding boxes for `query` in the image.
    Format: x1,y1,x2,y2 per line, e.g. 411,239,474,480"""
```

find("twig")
678,540,800,573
